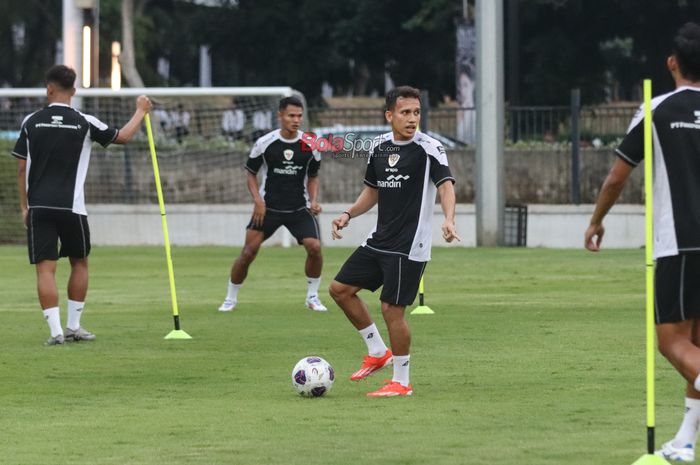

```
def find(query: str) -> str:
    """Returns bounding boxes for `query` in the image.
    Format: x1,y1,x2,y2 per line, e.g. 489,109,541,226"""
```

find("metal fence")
306,102,638,146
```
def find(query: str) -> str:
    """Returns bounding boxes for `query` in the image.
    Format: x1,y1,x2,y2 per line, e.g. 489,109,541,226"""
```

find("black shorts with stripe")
334,246,427,307
656,253,700,324
27,208,91,264
247,208,320,244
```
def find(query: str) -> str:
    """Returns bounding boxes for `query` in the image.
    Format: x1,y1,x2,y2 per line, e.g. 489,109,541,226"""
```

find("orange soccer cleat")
350,349,393,381
366,380,413,397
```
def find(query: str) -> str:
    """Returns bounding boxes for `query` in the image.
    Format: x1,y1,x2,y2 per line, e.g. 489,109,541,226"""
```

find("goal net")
0,86,311,244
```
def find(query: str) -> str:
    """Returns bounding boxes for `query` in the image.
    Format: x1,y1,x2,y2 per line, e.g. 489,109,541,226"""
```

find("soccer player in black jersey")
585,23,700,461
329,86,460,397
218,96,328,312
12,65,152,345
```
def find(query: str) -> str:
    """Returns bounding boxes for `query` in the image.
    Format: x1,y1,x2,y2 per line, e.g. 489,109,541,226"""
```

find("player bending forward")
219,96,328,312
329,86,460,397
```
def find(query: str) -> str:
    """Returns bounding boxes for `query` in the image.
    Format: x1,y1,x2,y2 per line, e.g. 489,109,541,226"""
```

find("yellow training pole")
144,113,192,340
631,80,668,465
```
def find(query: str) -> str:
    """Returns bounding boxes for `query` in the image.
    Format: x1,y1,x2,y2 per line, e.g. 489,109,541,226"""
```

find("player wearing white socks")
12,65,151,345
329,86,459,397
219,96,327,313
585,23,700,462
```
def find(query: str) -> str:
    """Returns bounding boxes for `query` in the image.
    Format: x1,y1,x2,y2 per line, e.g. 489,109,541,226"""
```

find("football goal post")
0,86,305,244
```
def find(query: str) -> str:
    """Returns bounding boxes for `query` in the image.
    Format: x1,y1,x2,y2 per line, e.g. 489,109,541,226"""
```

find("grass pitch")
0,246,685,465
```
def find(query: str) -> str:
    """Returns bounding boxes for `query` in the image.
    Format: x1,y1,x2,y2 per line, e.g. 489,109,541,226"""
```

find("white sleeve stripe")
615,148,639,166
81,112,109,130
11,151,27,159
364,179,378,188
244,165,258,174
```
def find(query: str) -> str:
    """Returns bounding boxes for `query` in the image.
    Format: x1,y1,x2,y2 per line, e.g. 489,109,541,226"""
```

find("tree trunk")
120,0,144,87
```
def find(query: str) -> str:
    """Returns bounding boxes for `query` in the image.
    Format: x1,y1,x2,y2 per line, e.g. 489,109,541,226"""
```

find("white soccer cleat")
306,295,328,312
656,440,695,462
218,299,237,312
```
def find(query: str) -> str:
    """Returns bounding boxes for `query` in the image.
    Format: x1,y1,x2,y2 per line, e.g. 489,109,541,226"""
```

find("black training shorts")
26,208,91,264
334,246,427,307
655,253,700,324
247,208,320,244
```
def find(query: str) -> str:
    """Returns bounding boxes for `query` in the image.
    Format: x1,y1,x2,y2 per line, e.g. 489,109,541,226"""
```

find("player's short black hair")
45,65,76,90
279,96,303,111
672,22,700,81
385,86,421,111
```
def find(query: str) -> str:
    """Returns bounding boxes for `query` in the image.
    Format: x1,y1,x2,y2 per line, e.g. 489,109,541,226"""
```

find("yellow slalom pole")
144,113,192,340
631,80,668,465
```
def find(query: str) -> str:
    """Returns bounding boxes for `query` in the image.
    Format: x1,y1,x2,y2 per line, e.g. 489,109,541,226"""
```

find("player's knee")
304,240,322,258
239,246,259,264
657,335,684,363
329,281,350,302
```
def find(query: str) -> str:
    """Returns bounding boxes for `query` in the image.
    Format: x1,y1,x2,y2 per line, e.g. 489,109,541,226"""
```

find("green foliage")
3,1,700,104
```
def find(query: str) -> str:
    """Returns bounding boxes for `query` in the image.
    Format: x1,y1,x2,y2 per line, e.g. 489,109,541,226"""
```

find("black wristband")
342,211,352,220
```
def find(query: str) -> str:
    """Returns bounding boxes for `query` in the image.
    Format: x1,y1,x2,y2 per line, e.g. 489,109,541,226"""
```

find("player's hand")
137,95,153,113
21,208,28,229
310,201,322,215
331,213,350,240
585,223,605,251
442,219,461,243
252,200,266,227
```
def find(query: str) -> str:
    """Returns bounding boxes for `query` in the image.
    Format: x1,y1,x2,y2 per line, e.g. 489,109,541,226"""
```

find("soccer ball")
291,356,334,397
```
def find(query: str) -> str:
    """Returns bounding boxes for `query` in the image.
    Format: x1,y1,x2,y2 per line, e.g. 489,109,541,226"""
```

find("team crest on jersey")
284,149,294,160
388,154,400,167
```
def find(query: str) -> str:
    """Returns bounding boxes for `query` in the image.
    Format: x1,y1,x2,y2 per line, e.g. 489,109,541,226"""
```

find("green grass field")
0,245,687,465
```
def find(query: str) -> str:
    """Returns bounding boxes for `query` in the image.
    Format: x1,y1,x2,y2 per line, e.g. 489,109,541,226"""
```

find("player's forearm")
438,181,456,222
246,172,264,204
114,109,147,144
346,186,378,218
307,176,319,203
589,159,633,225
17,160,27,210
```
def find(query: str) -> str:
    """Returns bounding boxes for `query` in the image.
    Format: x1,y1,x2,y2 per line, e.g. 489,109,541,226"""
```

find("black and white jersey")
362,131,455,262
11,103,118,215
245,129,321,212
616,86,700,258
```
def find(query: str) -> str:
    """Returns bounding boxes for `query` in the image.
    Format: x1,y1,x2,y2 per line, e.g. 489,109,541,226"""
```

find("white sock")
306,276,321,299
359,323,388,357
673,397,700,447
392,355,411,387
42,307,63,337
226,281,241,302
67,299,84,331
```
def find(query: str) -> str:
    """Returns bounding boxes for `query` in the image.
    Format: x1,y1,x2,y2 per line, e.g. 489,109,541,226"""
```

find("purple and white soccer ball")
292,356,334,397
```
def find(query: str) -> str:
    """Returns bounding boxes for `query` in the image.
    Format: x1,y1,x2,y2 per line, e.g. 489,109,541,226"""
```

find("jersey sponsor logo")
377,179,405,188
386,175,410,181
283,149,294,160
670,121,700,130
35,115,80,130
273,165,303,175
388,154,400,167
